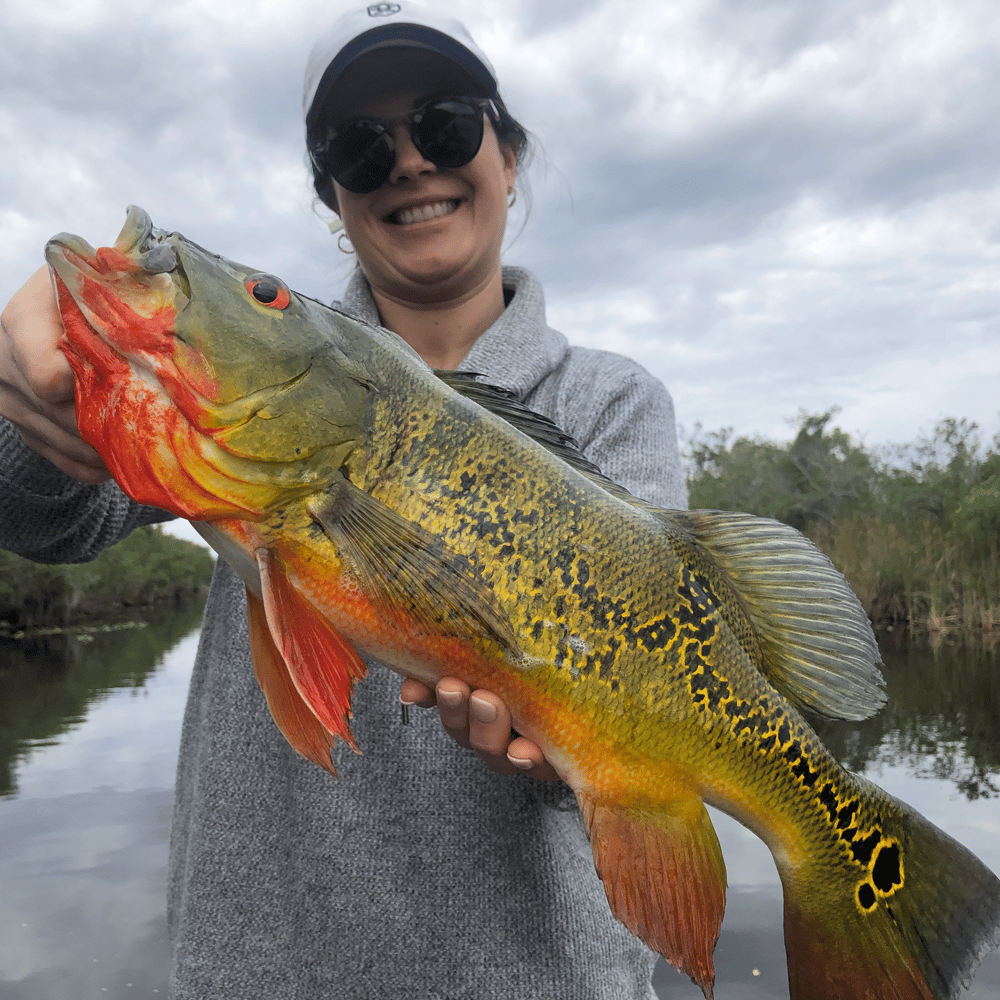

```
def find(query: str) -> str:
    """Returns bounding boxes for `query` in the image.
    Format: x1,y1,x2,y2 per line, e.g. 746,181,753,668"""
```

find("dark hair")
308,93,532,213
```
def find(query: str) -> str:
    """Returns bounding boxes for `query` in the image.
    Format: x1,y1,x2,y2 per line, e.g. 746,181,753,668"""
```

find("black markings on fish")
872,842,902,892
851,830,882,866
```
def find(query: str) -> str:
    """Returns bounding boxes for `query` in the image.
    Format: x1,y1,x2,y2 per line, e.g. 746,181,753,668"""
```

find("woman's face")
332,91,517,306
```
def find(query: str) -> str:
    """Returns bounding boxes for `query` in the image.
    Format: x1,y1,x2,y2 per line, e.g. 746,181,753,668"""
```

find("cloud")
1,0,997,449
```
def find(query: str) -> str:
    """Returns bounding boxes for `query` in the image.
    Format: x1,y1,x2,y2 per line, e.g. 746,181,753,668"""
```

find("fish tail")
779,776,1000,999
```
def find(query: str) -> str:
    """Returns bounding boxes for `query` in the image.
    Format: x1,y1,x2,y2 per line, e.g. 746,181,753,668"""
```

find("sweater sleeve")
0,417,175,564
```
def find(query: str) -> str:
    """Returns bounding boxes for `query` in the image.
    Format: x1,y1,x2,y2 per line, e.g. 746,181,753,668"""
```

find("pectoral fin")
246,549,368,773
578,792,727,999
309,474,519,656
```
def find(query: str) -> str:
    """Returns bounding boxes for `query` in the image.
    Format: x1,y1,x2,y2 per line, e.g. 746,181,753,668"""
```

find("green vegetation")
686,412,1000,634
0,525,215,631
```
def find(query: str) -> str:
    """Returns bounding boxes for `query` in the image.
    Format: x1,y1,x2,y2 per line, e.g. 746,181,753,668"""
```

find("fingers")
0,267,75,404
401,676,562,781
398,676,436,708
467,689,513,757
0,266,110,482
506,735,555,777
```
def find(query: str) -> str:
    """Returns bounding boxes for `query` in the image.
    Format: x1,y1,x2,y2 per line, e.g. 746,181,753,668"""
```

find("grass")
686,412,1000,636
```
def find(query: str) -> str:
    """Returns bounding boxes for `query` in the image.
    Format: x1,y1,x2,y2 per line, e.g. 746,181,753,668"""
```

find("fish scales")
44,206,1000,1000
361,385,840,817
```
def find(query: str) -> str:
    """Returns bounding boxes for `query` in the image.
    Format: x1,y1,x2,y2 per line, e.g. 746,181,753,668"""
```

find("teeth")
393,200,458,225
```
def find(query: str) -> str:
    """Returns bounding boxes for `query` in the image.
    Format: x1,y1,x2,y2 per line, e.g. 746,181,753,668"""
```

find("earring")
507,188,517,208
328,217,344,235
337,232,354,254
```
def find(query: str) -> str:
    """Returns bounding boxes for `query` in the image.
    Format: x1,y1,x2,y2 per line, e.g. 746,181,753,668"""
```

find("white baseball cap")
303,2,499,133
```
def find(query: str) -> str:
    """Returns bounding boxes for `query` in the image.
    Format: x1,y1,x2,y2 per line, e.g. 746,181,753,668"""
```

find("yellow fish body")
46,206,1000,999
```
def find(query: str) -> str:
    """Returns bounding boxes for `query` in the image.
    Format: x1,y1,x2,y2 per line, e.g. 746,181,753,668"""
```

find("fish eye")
245,273,291,309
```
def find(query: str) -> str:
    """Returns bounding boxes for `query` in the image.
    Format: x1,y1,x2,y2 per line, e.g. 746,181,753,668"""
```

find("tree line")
0,525,214,631
685,412,1000,634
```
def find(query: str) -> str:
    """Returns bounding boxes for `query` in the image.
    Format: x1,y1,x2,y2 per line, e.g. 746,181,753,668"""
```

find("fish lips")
45,205,190,346
46,204,179,280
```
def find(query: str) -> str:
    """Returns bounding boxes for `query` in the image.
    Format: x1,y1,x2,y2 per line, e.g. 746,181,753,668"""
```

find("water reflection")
0,619,998,999
0,600,205,799
814,630,1000,802
0,600,203,998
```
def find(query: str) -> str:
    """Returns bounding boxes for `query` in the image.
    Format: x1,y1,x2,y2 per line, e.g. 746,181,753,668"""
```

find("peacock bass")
45,206,1000,999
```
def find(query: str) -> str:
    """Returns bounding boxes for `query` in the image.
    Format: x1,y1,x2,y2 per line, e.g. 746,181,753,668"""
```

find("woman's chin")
377,252,495,301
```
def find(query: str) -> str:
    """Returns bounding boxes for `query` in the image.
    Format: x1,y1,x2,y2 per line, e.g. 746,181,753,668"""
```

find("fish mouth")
113,204,179,274
46,205,180,280
45,205,190,329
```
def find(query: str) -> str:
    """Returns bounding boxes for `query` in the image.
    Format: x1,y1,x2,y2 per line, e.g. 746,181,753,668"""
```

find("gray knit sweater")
0,266,686,1000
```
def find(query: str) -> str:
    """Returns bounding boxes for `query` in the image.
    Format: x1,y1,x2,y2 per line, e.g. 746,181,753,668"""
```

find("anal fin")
578,792,726,999
248,548,368,772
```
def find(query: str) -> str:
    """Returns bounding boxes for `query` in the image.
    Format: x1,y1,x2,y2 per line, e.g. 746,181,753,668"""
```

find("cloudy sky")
3,0,999,458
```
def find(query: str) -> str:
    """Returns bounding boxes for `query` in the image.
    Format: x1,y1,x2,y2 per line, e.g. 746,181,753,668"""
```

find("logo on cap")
368,2,402,15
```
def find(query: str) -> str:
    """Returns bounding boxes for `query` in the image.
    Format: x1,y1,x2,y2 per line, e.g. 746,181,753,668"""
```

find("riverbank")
0,525,214,632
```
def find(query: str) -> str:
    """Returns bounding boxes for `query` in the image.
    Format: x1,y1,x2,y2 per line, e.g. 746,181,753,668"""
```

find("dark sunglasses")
310,96,499,195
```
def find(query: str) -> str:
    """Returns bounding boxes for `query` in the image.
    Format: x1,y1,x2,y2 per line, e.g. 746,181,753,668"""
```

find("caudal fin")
780,778,1000,999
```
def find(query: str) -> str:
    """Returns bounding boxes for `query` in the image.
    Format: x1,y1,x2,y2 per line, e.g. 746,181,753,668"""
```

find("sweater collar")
339,266,568,397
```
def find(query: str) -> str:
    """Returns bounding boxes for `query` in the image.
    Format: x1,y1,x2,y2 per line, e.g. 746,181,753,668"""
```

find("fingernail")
507,753,534,770
438,690,463,710
469,695,497,724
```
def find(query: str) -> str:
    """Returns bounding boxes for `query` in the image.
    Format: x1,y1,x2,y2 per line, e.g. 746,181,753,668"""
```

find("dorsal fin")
435,370,633,498
670,509,886,721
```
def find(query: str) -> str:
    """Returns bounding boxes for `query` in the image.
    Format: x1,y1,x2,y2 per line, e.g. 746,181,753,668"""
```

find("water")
0,605,202,999
1,616,998,999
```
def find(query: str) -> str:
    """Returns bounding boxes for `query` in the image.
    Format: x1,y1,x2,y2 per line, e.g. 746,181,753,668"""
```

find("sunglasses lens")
327,123,394,194
414,100,485,168
320,100,488,194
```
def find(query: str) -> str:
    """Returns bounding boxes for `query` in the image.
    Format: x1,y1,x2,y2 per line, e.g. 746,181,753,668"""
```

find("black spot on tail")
872,842,902,892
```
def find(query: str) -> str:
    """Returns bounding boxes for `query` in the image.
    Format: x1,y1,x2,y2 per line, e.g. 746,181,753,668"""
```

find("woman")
0,4,686,998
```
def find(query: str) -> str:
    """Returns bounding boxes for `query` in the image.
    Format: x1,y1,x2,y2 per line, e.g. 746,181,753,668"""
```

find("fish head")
46,206,372,519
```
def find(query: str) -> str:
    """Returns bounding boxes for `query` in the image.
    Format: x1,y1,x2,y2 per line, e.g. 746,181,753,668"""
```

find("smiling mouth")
387,199,461,225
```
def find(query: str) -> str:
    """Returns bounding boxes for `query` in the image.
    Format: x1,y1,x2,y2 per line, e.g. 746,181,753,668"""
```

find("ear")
500,140,518,193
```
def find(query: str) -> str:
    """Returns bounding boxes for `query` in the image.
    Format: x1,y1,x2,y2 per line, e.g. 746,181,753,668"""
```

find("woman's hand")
399,676,562,781
0,266,110,483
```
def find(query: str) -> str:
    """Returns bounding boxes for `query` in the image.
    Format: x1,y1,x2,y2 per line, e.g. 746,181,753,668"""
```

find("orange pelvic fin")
578,793,726,999
246,591,343,774
249,549,368,771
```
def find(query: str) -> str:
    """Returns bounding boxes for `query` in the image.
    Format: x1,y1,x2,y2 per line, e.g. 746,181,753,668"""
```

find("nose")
388,122,437,185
